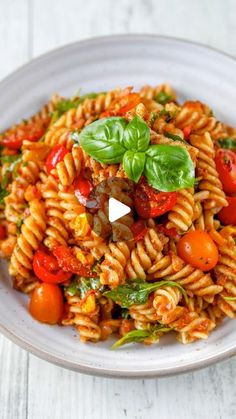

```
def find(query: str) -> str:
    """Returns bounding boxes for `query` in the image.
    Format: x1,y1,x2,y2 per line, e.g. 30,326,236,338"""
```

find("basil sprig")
65,277,104,298
76,116,195,191
112,325,171,349
0,154,22,203
103,279,187,308
218,137,236,151
145,145,195,192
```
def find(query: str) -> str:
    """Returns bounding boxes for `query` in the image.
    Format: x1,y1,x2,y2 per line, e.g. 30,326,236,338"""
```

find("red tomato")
177,230,219,271
33,249,72,284
29,283,64,324
215,149,236,194
73,172,94,206
0,225,6,240
53,245,94,277
100,93,141,118
45,144,69,174
183,125,192,140
157,224,180,240
130,220,148,241
218,196,236,225
1,122,46,150
134,177,178,219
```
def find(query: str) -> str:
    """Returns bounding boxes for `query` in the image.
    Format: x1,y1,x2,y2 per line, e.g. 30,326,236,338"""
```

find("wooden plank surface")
0,0,236,418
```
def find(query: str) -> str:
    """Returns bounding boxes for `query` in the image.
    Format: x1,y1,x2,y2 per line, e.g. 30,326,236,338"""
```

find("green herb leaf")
0,188,9,204
123,116,150,152
104,280,187,308
77,117,127,164
65,277,104,298
0,155,21,163
112,325,171,349
1,155,22,190
222,296,236,301
218,137,236,151
16,217,24,234
164,131,187,144
121,308,131,319
155,91,173,105
56,92,106,115
123,150,146,183
145,144,195,192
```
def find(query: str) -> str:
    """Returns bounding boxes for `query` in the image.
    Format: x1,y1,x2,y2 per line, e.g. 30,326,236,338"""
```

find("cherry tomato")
73,172,93,206
134,177,178,219
130,220,148,241
29,283,64,324
1,122,47,150
215,149,236,194
183,125,192,140
45,144,69,174
0,225,6,240
177,230,219,271
53,245,94,277
100,93,141,118
33,249,72,284
218,196,236,225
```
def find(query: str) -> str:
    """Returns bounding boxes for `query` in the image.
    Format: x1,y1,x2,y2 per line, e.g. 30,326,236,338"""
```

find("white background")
1,1,236,418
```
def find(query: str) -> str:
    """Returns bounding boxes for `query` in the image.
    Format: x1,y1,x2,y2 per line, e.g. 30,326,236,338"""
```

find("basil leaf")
155,91,173,105
123,150,145,183
104,280,187,308
164,131,187,144
77,117,127,164
121,308,131,319
1,155,22,190
0,155,21,163
112,325,171,349
123,116,150,152
145,144,195,192
0,188,9,204
65,277,103,298
218,137,236,151
56,92,105,115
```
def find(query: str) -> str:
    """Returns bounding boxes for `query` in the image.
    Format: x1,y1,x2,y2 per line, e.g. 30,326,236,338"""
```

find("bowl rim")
1,33,236,378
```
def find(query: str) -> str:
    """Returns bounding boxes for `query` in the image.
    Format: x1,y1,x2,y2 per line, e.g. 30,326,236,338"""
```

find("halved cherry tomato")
130,220,148,241
218,196,236,225
29,283,64,324
45,144,69,174
177,230,218,271
0,225,6,240
183,125,192,140
53,245,94,277
100,93,141,118
1,122,47,150
134,177,178,219
73,172,94,206
215,149,236,194
33,249,72,284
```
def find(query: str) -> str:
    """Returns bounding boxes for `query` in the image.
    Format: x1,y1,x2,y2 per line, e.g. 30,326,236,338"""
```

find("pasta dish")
0,85,235,348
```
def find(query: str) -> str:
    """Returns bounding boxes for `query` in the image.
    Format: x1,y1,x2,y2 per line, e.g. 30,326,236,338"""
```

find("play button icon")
108,197,131,223
80,176,135,242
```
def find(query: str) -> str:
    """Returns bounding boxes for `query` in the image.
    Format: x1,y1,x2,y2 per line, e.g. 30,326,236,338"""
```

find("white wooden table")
1,1,236,418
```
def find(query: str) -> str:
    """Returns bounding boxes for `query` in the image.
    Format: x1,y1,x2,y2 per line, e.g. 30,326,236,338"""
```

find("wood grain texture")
1,0,236,418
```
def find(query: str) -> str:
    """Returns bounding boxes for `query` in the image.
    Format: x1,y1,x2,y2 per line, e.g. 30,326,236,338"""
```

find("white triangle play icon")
108,197,131,223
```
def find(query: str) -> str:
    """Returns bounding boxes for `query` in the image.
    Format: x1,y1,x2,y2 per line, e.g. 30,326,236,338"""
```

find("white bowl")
0,35,236,377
